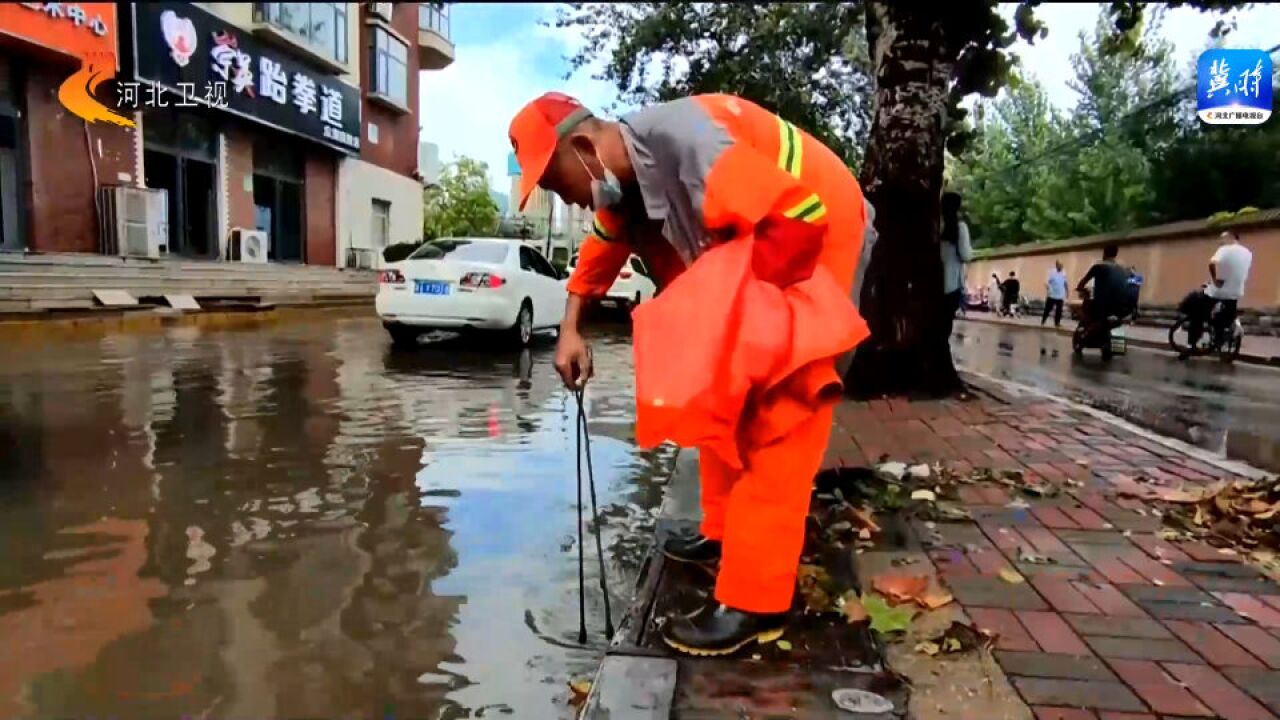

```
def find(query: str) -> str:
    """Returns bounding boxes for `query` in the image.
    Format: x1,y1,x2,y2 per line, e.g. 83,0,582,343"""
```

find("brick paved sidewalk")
825,380,1280,720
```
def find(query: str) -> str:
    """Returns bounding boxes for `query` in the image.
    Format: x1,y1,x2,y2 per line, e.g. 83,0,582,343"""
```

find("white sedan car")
376,238,567,347
564,253,657,310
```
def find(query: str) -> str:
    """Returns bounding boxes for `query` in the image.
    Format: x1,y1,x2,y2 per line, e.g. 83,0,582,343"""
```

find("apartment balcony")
418,3,455,71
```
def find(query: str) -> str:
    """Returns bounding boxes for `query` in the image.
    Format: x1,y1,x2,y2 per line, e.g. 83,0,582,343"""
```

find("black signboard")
129,2,361,155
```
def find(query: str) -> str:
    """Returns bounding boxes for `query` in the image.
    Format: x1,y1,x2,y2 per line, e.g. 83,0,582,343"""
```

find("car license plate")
414,280,450,296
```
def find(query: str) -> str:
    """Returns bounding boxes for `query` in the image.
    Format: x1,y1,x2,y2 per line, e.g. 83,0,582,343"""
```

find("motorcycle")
1071,287,1129,361
1167,286,1243,363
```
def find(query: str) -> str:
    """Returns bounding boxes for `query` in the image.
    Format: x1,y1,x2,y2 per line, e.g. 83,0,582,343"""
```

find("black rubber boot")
661,533,722,567
661,603,787,657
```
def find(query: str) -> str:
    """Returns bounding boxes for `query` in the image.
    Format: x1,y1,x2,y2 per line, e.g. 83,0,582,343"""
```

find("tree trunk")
844,1,962,398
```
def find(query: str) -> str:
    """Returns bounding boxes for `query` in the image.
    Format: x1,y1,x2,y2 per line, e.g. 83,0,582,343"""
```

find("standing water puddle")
0,316,670,718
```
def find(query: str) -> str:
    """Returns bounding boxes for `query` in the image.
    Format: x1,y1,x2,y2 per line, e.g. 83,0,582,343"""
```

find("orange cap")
509,92,593,211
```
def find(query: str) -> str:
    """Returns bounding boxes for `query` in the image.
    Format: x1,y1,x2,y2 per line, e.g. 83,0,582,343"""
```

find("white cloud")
418,9,618,195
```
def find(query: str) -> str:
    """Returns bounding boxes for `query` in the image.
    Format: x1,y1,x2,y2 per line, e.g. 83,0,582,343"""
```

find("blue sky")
418,2,618,197
420,3,1280,194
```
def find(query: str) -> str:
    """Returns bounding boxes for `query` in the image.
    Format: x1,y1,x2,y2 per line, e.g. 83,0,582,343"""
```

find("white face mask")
575,149,623,210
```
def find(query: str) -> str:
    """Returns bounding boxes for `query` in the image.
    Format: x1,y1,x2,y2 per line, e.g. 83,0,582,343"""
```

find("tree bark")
844,1,963,398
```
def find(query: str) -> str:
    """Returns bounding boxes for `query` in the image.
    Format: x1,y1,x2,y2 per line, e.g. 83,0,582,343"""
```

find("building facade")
0,2,453,267
0,3,136,253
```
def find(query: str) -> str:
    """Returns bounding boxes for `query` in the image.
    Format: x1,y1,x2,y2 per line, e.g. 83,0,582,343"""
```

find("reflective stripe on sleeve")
782,192,827,223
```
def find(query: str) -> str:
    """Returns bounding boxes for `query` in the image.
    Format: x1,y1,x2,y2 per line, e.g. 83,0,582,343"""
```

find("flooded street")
953,319,1280,473
0,315,671,719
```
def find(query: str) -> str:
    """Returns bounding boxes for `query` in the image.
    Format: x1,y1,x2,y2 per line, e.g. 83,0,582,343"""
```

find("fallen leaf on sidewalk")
999,568,1025,584
873,574,929,604
914,621,990,657
862,593,916,635
797,564,836,613
918,588,955,610
568,679,592,707
911,489,937,502
1160,487,1206,503
850,506,881,534
776,639,793,651
839,591,869,624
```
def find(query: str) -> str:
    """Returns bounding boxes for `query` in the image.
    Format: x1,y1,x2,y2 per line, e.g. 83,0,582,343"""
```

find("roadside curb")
958,314,1280,368
0,301,373,342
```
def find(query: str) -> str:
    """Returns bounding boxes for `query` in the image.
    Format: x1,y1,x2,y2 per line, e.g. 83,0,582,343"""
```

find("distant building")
419,142,442,187
489,191,509,216
0,1,456,271
507,150,552,239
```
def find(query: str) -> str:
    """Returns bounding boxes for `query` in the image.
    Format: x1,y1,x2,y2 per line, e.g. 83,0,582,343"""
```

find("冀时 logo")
1196,48,1272,126
57,52,136,128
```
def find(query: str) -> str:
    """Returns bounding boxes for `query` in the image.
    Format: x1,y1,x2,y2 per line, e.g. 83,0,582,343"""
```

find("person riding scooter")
1075,242,1131,347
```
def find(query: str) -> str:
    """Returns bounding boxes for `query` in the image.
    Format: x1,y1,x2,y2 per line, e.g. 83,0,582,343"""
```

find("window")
419,3,450,40
630,257,650,277
371,28,408,106
520,246,558,279
257,3,348,64
371,199,390,249
410,239,509,264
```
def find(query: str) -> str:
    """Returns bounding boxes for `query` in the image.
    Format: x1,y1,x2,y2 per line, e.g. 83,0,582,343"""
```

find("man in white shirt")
1042,260,1068,328
1206,231,1252,340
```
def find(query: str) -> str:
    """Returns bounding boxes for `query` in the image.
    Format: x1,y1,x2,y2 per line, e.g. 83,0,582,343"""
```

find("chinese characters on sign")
117,80,229,110
1206,110,1266,122
211,32,254,97
1197,48,1273,126
132,2,361,154
21,2,109,37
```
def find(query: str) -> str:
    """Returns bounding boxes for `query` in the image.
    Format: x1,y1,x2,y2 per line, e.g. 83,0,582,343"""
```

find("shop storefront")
126,1,361,263
0,2,134,253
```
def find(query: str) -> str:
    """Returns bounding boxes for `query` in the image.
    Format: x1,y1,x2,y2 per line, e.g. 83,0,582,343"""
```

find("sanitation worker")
508,92,870,656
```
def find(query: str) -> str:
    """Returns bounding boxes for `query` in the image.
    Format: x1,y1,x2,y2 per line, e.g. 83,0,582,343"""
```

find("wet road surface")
0,315,670,719
953,319,1280,473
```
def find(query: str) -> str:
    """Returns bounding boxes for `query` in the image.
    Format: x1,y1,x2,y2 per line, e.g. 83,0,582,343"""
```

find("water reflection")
0,316,670,718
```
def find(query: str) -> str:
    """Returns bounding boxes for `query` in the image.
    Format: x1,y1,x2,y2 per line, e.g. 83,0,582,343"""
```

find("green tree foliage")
551,2,870,166
423,157,501,241
953,7,1275,248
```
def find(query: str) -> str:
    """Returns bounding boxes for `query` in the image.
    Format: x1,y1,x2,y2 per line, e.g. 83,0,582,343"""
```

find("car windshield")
408,239,508,264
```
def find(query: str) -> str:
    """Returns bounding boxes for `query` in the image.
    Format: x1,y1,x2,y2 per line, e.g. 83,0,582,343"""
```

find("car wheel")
506,300,534,348
386,323,421,348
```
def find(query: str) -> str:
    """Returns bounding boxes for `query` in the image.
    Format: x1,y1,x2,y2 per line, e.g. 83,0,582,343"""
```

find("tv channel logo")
1197,48,1272,126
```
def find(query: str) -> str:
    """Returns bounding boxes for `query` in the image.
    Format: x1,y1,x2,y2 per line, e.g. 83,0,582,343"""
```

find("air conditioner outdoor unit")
98,186,168,259
228,228,270,263
368,2,394,21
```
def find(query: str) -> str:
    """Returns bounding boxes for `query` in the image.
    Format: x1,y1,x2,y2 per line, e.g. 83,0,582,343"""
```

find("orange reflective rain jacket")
566,94,870,469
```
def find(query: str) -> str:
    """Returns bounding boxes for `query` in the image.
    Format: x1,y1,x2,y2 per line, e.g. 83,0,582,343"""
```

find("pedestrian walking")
1000,271,1021,316
987,272,1002,313
939,192,972,381
509,91,869,656
1042,260,1068,327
